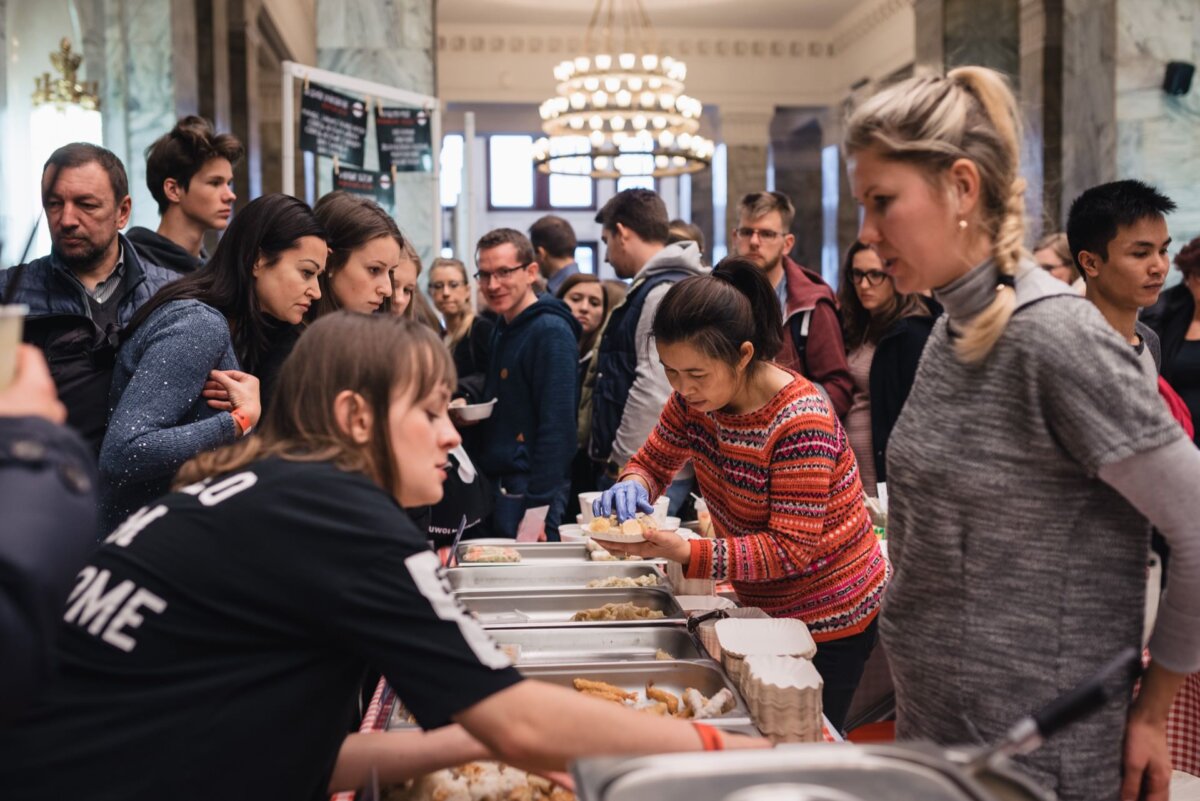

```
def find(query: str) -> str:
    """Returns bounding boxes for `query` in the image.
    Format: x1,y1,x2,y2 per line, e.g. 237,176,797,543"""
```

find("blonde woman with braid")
846,67,1200,801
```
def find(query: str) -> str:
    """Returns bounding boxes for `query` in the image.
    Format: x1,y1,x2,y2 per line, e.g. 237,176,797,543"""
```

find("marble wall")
316,0,438,265
1115,0,1200,251
771,111,826,273
915,0,1020,77
97,0,191,231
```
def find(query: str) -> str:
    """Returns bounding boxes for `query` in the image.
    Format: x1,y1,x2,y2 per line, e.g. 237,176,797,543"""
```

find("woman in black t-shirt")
0,313,761,801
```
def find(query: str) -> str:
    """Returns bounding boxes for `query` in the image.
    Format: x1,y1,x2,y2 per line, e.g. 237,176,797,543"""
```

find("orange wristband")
230,408,254,437
693,722,725,751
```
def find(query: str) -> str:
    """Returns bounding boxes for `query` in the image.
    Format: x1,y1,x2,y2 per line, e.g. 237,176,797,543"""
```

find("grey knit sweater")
883,260,1188,801
99,300,239,530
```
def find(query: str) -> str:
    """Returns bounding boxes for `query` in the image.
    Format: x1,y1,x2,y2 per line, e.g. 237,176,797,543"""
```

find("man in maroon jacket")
732,191,852,417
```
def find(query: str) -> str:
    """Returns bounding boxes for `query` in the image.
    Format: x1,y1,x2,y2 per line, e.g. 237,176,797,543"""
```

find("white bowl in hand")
451,398,497,421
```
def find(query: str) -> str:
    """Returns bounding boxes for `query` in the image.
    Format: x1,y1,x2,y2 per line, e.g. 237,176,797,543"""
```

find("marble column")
689,168,715,267
770,109,825,274
1020,0,1116,236
915,0,1021,76
93,0,199,230
228,0,263,201
196,0,234,133
316,0,437,265
721,107,774,249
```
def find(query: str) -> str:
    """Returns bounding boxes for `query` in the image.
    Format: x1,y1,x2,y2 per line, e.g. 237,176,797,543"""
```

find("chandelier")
534,0,714,179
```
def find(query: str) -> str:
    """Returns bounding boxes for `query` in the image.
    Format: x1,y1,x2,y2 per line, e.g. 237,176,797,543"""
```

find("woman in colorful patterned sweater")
594,257,889,731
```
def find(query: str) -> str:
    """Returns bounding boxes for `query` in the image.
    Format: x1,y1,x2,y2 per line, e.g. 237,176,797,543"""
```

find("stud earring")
957,219,968,230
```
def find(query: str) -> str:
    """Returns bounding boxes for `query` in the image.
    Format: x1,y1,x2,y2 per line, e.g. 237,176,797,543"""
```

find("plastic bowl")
451,398,497,421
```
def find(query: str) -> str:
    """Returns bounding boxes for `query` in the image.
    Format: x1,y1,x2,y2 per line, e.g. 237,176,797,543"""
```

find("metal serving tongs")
962,646,1143,773
686,608,731,633
443,514,469,569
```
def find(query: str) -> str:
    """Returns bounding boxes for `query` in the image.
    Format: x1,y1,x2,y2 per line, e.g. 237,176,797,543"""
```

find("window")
487,134,596,211
440,134,464,208
616,175,655,192
489,135,536,208
711,143,728,263
575,242,598,275
614,151,655,193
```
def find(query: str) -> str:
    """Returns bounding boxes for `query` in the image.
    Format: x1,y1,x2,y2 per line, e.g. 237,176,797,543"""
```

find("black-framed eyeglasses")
429,280,465,292
474,263,530,283
851,269,889,287
734,227,785,242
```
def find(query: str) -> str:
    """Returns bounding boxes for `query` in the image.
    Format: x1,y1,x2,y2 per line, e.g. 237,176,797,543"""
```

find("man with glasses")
587,188,705,513
472,228,580,541
733,191,852,418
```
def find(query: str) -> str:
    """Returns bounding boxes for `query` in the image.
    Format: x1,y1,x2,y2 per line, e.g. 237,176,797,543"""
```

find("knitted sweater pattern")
625,372,888,640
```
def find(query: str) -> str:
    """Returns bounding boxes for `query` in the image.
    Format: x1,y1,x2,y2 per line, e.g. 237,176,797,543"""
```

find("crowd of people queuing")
0,64,1198,801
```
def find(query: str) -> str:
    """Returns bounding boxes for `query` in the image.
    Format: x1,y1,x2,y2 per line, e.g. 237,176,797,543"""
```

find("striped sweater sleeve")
685,409,839,584
623,392,693,499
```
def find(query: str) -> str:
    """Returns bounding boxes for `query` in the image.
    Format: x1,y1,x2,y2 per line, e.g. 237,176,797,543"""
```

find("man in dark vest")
0,143,176,455
585,189,705,513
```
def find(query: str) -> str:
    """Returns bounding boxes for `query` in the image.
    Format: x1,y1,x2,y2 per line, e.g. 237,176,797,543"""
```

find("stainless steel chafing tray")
571,744,1052,801
517,660,752,724
384,659,753,732
488,626,703,664
443,563,664,592
457,588,685,628
454,541,593,565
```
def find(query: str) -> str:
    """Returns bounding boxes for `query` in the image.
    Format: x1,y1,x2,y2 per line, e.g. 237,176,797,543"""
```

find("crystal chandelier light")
534,0,714,179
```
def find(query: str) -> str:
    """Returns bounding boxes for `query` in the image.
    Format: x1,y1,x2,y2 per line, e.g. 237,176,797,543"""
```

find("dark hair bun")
1177,236,1200,277
651,256,783,368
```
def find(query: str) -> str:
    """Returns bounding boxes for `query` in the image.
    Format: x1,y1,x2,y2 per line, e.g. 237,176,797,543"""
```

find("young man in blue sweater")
472,228,580,540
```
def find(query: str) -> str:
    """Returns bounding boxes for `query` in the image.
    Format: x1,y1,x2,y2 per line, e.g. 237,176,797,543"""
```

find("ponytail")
652,256,782,367
948,67,1022,363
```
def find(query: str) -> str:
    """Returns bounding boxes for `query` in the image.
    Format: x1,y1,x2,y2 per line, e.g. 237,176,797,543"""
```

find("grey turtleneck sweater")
880,258,1200,801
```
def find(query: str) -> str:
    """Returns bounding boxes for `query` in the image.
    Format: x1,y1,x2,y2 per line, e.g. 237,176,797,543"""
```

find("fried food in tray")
584,574,659,589
570,601,666,622
461,545,521,564
572,677,735,720
385,760,574,801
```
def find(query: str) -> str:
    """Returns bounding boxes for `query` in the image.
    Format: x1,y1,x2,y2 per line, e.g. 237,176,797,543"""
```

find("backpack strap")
788,309,814,375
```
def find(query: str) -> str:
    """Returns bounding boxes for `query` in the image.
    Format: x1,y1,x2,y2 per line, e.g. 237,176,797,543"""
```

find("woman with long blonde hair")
845,67,1200,800
428,256,493,398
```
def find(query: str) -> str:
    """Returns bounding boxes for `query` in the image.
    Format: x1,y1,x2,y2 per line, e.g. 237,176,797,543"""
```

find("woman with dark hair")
309,191,399,316
99,193,327,529
837,241,934,495
429,256,492,399
557,272,613,515
593,257,888,732
1143,235,1200,446
0,314,762,801
557,273,608,373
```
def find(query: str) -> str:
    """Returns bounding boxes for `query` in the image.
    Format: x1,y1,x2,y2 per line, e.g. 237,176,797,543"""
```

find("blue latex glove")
593,481,654,522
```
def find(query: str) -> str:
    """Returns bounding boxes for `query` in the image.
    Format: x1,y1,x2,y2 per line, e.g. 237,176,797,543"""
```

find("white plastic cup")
0,305,28,391
653,495,670,524
578,491,602,522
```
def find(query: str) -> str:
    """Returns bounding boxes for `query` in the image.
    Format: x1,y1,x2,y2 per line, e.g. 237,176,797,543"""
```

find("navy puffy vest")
588,269,692,464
